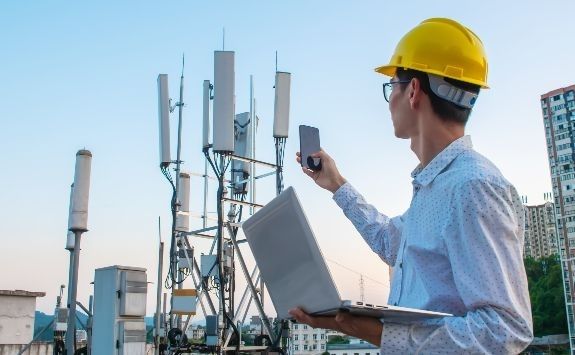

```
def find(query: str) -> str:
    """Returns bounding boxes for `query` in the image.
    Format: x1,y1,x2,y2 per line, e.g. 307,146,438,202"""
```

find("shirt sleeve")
333,182,404,266
379,178,533,354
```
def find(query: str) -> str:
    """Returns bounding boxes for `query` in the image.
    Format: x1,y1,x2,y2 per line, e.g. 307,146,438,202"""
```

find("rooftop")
0,290,46,298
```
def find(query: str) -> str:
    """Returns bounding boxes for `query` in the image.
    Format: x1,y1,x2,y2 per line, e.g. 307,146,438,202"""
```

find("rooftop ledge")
0,290,46,297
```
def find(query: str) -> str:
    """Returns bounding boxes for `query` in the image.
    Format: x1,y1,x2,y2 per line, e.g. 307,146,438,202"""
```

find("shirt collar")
410,135,473,187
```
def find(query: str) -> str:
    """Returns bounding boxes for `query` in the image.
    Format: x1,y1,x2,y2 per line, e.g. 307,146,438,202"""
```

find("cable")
326,258,387,286
161,166,179,290
205,149,241,352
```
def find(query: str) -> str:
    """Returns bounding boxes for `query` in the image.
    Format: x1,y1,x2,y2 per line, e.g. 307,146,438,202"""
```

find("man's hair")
395,68,481,125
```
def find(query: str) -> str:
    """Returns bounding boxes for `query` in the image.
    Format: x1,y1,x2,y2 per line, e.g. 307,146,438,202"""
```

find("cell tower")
360,275,365,303
156,49,292,354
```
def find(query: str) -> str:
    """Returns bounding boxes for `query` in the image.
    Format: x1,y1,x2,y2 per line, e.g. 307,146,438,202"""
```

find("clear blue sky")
1,1,574,316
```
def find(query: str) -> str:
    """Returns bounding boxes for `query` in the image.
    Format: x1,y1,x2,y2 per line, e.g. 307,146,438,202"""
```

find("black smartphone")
299,125,322,171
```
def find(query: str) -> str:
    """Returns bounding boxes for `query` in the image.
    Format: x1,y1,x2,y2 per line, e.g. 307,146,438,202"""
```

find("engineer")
290,18,533,354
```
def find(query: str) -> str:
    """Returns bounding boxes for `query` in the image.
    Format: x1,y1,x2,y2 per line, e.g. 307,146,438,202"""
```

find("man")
290,18,533,354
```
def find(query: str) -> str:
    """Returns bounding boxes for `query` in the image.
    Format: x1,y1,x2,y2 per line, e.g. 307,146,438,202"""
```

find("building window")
293,324,298,330
303,334,308,340
304,345,308,350
294,345,299,351
294,334,298,341
313,334,317,340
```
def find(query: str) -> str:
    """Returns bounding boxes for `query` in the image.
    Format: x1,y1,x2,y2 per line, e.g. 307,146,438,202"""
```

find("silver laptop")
241,186,452,321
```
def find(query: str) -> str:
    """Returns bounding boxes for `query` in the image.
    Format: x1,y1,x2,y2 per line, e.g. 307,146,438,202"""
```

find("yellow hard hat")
375,18,489,88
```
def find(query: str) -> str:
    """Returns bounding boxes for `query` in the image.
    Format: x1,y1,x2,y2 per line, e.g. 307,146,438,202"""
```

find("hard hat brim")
374,64,489,89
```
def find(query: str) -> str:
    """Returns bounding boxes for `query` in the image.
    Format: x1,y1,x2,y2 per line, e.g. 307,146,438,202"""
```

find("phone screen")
299,125,321,171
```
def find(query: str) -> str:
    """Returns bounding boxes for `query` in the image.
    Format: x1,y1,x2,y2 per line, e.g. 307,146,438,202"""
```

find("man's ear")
409,78,422,109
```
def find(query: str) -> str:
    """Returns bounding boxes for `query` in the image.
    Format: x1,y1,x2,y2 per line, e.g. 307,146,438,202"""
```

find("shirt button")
394,302,398,306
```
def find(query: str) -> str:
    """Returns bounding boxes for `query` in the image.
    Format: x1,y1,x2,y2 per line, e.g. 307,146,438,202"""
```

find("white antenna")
213,51,235,153
66,149,92,353
157,74,171,166
273,71,291,138
65,183,75,250
360,275,365,303
232,112,251,194
175,172,191,232
69,150,92,232
203,80,212,148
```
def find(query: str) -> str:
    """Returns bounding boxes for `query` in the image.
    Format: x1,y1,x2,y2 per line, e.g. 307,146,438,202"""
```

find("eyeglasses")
382,80,410,102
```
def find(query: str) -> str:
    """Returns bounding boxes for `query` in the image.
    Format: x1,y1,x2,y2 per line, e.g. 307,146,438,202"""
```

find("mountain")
34,311,89,341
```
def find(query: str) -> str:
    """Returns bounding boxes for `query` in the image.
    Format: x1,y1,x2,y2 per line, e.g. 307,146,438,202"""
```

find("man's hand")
289,307,383,346
296,149,347,193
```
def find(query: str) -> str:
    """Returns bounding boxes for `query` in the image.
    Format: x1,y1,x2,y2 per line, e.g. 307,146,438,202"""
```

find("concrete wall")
0,343,52,355
0,296,36,345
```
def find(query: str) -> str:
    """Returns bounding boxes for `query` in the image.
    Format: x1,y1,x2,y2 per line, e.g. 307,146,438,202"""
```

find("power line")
326,258,387,287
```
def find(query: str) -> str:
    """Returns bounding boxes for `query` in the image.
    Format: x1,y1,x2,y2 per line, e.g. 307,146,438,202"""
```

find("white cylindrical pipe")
69,150,92,232
66,183,75,250
175,172,190,232
213,51,235,153
178,172,190,213
273,72,291,138
203,80,211,149
158,74,171,166
66,231,75,250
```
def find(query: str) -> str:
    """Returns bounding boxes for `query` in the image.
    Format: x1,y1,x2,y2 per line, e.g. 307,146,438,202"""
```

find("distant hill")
34,311,88,341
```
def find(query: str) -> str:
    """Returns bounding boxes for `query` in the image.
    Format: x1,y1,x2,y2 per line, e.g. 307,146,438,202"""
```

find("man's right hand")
296,149,347,194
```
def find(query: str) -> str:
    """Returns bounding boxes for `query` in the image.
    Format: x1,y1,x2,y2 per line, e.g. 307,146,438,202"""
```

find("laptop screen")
242,187,341,319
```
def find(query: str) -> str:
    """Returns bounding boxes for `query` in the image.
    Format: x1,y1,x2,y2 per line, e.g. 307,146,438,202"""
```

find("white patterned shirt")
333,136,533,354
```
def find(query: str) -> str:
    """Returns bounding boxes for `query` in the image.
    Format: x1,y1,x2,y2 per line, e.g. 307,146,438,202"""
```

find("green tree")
524,255,568,337
327,335,349,344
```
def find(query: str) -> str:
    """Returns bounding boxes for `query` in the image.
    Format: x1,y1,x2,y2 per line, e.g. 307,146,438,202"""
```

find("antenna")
155,48,293,353
203,80,212,148
213,51,235,153
175,172,191,232
155,216,164,351
66,149,92,354
69,150,92,232
273,72,291,138
157,74,171,166
66,183,75,250
360,275,365,303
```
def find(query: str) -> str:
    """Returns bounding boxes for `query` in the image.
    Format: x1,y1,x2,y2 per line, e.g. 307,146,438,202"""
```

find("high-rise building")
523,200,558,259
541,84,575,352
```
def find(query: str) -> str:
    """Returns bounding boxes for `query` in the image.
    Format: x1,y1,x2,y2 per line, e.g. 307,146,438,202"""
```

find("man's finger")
310,149,328,160
302,168,316,179
288,308,312,325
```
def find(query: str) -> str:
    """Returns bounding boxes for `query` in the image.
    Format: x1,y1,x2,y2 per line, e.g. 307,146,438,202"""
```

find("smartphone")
299,125,322,171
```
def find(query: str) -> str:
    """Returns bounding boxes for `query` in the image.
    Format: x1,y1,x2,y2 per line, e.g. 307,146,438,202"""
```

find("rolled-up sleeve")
379,179,533,354
333,182,404,266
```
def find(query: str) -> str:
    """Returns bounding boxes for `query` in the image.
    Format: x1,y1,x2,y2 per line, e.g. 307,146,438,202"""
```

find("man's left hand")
288,307,383,346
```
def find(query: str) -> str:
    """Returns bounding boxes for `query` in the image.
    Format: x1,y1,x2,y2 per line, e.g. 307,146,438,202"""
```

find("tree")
524,255,568,337
327,335,349,344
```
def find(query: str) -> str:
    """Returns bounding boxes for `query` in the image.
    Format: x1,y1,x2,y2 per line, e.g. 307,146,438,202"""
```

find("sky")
1,1,574,319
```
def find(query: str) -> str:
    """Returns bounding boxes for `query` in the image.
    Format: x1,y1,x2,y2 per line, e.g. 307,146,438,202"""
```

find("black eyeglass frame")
382,80,411,102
